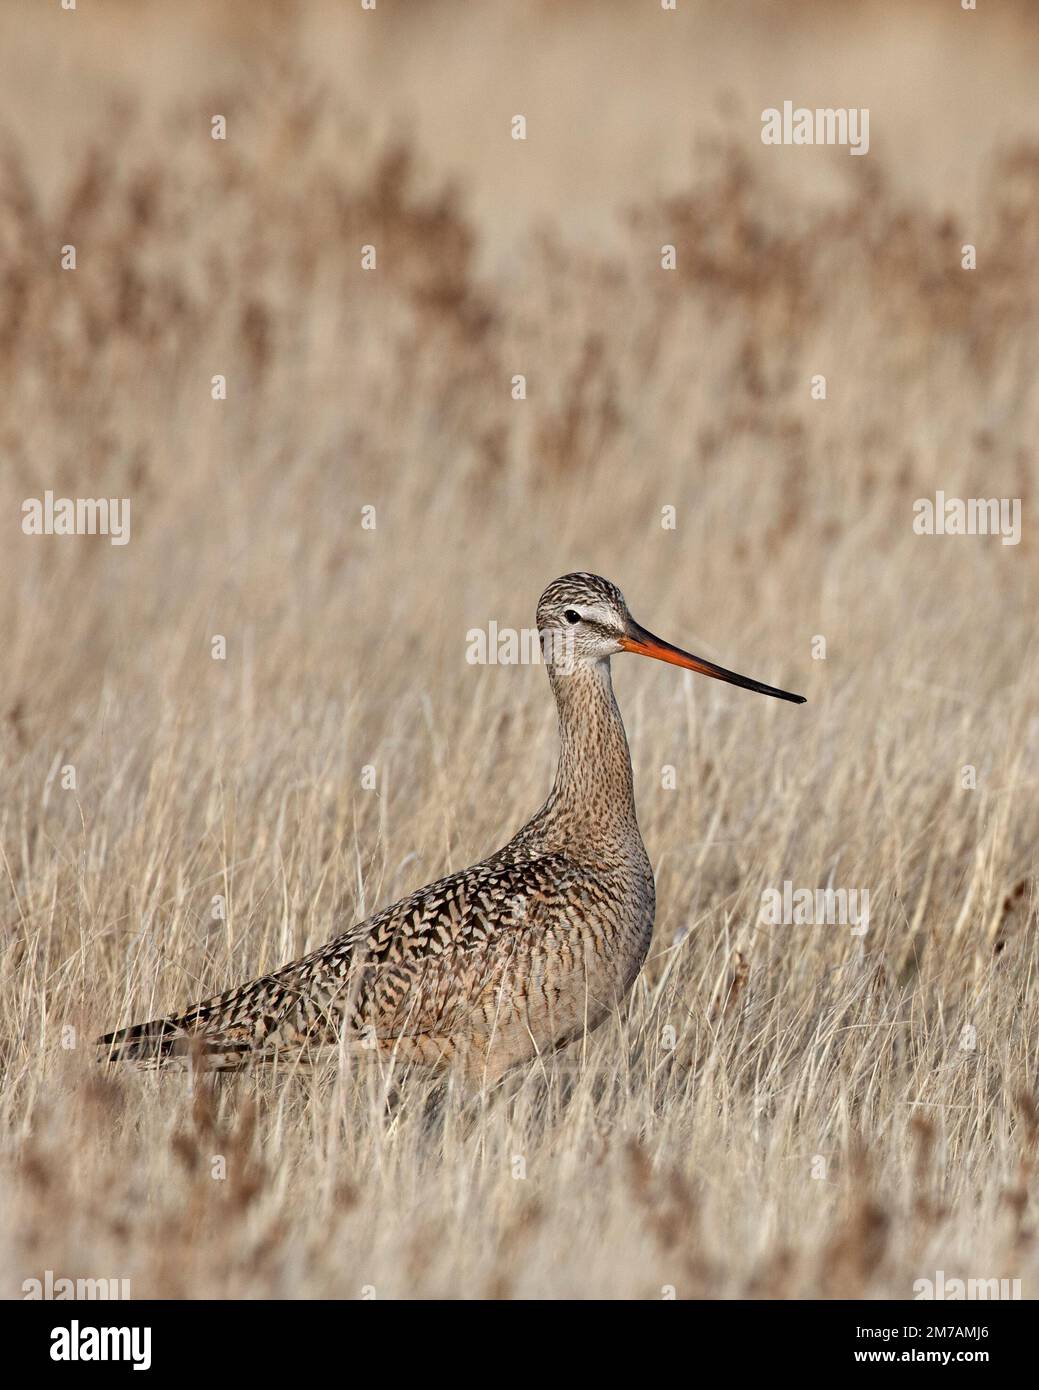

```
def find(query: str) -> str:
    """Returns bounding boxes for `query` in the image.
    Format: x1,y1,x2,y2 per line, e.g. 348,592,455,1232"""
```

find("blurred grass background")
0,0,1037,1298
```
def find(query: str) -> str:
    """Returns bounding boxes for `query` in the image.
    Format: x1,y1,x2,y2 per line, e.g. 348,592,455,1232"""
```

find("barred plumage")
97,573,804,1082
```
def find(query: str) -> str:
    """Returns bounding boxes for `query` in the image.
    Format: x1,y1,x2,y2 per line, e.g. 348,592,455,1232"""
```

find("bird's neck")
538,657,640,848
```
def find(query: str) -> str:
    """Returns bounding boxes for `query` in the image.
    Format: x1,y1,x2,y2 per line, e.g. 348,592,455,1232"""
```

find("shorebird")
98,573,804,1081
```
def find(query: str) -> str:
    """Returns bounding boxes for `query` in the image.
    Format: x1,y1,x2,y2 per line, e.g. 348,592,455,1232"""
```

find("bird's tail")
96,1014,255,1071
96,968,314,1072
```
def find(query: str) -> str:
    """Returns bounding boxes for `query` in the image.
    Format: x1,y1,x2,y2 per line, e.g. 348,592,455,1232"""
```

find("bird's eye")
563,609,581,625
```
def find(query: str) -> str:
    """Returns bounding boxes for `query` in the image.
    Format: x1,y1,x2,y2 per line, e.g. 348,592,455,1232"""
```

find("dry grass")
1,0,1038,1299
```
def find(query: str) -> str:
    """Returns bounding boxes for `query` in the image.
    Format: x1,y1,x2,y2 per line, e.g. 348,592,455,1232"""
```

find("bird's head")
536,572,805,703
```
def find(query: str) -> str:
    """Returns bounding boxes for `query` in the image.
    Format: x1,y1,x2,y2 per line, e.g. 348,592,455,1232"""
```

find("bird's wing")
97,850,584,1067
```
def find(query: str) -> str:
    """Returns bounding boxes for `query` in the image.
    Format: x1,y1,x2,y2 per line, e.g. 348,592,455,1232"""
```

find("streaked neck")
539,657,639,845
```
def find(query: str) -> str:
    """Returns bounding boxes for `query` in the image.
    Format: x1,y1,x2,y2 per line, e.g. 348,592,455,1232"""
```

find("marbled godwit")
98,574,805,1080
